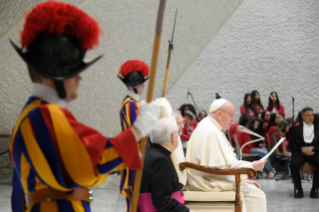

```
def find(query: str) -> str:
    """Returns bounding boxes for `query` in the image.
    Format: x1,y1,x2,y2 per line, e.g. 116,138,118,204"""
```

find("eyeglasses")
220,109,234,119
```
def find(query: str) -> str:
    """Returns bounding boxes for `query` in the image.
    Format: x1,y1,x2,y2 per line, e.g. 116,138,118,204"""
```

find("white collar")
31,83,68,108
303,121,314,128
161,144,172,152
126,90,140,101
209,116,223,132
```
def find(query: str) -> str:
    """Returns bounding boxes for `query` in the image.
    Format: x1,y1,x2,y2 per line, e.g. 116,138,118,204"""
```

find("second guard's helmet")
118,60,150,88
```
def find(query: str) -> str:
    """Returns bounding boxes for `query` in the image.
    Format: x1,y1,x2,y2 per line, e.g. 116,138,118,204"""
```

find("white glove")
133,100,160,137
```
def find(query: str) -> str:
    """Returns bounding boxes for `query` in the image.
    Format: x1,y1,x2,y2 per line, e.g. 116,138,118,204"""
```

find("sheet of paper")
260,137,285,160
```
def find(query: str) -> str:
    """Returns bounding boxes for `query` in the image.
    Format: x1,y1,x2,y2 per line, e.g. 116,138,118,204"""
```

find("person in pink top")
266,92,285,117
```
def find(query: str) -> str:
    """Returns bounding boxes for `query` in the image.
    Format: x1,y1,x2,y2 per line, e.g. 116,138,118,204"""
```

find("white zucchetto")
209,98,228,113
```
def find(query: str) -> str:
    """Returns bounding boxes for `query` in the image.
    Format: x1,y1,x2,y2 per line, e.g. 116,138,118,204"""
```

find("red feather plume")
119,60,150,77
20,1,101,50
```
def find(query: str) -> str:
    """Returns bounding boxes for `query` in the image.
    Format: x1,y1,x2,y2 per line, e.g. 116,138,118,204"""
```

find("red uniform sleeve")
62,108,141,169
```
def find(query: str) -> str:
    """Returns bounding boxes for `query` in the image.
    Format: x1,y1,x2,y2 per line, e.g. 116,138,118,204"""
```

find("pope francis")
186,98,267,212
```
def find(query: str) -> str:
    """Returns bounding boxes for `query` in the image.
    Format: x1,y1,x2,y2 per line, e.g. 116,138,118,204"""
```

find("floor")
0,175,318,212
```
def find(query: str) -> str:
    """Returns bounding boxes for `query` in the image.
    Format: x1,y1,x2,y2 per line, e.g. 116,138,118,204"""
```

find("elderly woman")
139,118,190,212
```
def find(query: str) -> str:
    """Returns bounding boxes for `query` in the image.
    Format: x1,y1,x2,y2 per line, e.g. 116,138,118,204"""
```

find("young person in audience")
229,114,251,146
266,92,285,117
179,103,197,117
237,118,277,178
290,107,319,199
261,111,271,144
313,113,319,127
256,112,262,120
251,90,265,116
262,111,271,123
266,113,284,146
181,111,197,154
295,111,303,126
197,110,207,122
240,93,255,117
274,121,291,153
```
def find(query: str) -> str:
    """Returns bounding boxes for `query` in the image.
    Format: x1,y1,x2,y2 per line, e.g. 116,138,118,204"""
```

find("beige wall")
0,0,243,135
167,0,319,121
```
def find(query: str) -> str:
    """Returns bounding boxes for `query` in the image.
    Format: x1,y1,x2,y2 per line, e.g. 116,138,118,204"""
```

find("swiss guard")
118,60,150,211
9,1,159,212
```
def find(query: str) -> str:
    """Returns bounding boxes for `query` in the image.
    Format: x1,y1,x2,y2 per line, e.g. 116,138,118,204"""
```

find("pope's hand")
245,179,261,189
133,100,160,138
252,159,267,171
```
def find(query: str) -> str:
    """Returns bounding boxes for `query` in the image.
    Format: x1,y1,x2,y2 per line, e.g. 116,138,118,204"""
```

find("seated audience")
237,118,277,178
294,111,302,126
229,114,251,146
289,107,319,199
139,118,190,211
267,113,284,140
240,93,255,117
313,113,319,127
197,110,207,122
266,92,285,117
274,121,290,153
256,112,262,119
262,111,271,123
179,103,197,118
262,111,271,140
181,111,197,153
251,90,265,116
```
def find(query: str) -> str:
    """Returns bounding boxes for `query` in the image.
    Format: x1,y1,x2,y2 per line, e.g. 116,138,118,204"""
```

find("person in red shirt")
266,92,285,117
294,111,302,126
274,121,291,153
240,93,255,117
251,90,265,116
229,114,251,147
266,113,284,147
262,111,271,139
237,118,277,178
181,111,197,154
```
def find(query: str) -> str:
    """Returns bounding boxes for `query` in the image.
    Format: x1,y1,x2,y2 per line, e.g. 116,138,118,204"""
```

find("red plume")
119,60,150,77
20,1,101,50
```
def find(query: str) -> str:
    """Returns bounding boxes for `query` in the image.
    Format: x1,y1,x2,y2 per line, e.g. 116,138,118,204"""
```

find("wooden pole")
130,1,166,212
161,51,172,97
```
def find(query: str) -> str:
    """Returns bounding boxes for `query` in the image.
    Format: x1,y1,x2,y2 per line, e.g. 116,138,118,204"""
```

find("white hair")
150,117,177,144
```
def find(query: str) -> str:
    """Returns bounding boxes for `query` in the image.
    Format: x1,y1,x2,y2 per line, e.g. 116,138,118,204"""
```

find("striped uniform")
119,95,140,211
10,97,141,212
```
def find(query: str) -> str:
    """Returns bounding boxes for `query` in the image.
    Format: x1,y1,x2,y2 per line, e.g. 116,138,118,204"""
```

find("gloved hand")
133,100,160,137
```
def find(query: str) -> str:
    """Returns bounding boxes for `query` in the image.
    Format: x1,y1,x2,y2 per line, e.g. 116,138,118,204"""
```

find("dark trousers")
290,153,319,191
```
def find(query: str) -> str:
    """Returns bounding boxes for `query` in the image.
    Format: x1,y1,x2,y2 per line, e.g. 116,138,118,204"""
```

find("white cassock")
186,115,267,212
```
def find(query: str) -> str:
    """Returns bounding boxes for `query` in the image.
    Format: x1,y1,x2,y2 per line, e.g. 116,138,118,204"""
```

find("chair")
293,162,317,196
234,135,259,160
154,98,257,212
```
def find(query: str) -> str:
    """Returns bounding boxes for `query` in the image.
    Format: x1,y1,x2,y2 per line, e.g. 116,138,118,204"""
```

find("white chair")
156,98,257,212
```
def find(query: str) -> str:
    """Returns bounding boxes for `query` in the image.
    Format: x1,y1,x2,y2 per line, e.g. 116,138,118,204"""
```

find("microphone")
292,96,294,101
236,125,265,160
236,125,264,140
269,94,273,100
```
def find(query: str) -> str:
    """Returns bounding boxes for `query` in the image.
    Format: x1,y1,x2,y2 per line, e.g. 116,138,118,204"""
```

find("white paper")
260,137,285,160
